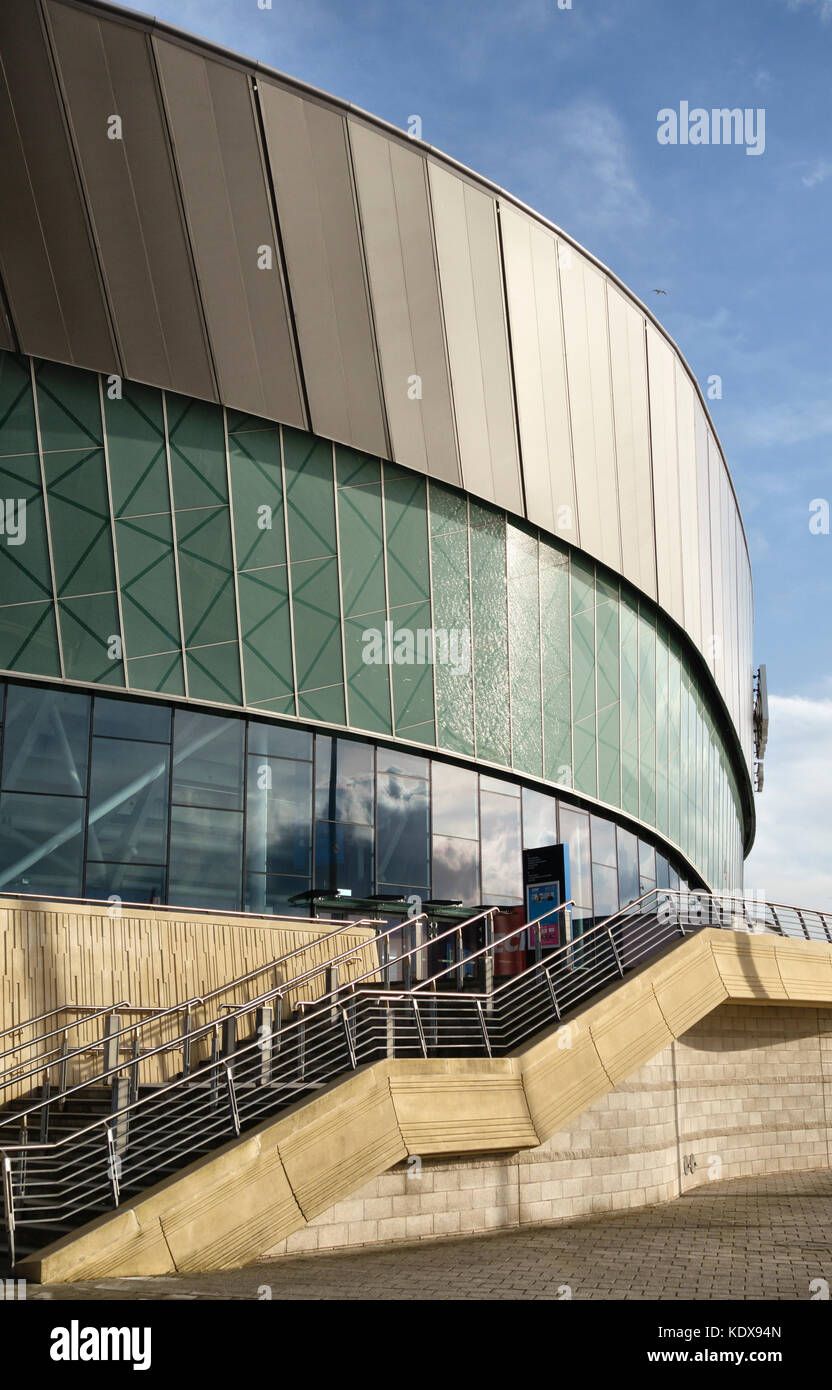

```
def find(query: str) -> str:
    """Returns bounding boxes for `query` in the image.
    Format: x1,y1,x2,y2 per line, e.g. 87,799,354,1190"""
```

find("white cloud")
745,692,832,912
802,158,832,187
740,399,832,447
787,0,832,19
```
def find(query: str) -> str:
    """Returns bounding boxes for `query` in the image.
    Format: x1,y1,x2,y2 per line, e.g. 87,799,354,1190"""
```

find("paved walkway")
29,1170,832,1300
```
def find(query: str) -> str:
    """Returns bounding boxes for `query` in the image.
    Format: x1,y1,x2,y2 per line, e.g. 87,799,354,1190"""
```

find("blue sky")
147,0,832,905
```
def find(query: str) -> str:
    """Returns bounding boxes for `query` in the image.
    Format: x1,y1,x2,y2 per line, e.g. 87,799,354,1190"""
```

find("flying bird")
653,288,668,296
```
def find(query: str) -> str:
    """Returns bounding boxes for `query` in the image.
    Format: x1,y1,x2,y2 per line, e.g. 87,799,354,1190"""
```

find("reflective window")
522,789,557,849
245,873,312,917
560,805,591,910
592,862,619,920
377,748,429,778
247,721,312,761
0,791,84,895
480,774,520,797
169,805,243,909
94,696,171,744
377,770,429,887
314,821,374,895
2,686,89,795
315,737,374,825
432,834,479,904
617,827,639,907
88,738,169,865
590,816,617,869
480,789,522,899
246,755,313,877
638,839,657,895
86,862,166,904
172,711,244,811
432,763,478,839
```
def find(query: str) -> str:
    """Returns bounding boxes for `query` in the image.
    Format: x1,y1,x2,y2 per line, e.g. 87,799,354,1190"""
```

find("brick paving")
28,1169,832,1301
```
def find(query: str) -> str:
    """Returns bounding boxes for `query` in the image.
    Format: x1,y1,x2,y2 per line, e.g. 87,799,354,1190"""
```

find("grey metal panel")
500,206,577,544
428,165,522,514
0,0,116,370
646,326,684,628
675,361,701,651
694,403,714,668
153,40,304,426
707,429,726,698
46,3,215,399
607,286,655,598
349,120,459,485
559,253,620,568
258,80,386,453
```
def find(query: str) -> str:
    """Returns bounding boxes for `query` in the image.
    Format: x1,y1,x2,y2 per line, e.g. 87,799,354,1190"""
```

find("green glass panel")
0,353,37,456
175,506,238,648
167,394,227,508
620,595,639,818
0,454,52,603
596,596,619,710
667,638,681,846
389,598,435,734
429,527,473,757
598,702,620,806
469,519,509,767
0,600,60,676
571,604,595,726
336,445,380,489
428,481,467,536
104,380,169,518
283,428,336,562
507,522,542,777
573,718,597,798
298,683,346,724
337,481,385,617
237,566,293,706
59,592,125,686
250,693,295,714
540,540,571,785
398,720,435,746
344,609,392,735
385,473,429,608
43,447,116,597
186,642,242,705
227,410,269,434
115,514,181,659
228,428,285,572
126,650,185,696
571,554,595,615
655,626,669,834
290,555,343,694
34,360,102,452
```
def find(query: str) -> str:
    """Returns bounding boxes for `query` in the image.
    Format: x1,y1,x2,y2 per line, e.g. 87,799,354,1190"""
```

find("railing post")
102,1012,121,1074
105,1125,120,1208
1,1153,16,1268
326,964,340,1024
129,1033,140,1105
385,1001,395,1059
221,1015,237,1071
256,1005,274,1085
182,1006,192,1077
475,1000,492,1058
544,966,561,1021
57,1032,69,1109
110,1077,130,1159
402,920,414,992
208,1025,220,1111
341,1005,357,1069
411,997,428,1058
39,1077,51,1145
297,1005,306,1082
608,928,625,978
225,1066,241,1137
456,927,464,990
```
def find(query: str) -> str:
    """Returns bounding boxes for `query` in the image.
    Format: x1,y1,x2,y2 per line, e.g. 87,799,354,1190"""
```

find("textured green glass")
104,381,169,518
237,566,293,707
43,448,117,597
540,540,571,785
228,427,285,572
186,642,242,705
507,522,542,777
344,609,392,735
337,480,385,617
126,650,185,696
385,469,430,608
0,355,36,456
620,595,639,818
115,514,181,659
667,638,681,846
429,526,474,757
0,600,60,676
429,482,468,536
0,454,52,603
175,506,238,648
655,625,669,835
59,592,125,686
389,598,434,735
290,556,344,695
167,394,227,509
469,517,510,767
638,607,656,827
680,666,690,856
284,428,336,562
34,360,102,452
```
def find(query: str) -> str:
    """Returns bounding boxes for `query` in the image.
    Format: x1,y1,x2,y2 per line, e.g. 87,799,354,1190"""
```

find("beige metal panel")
707,430,726,696
674,361,701,651
153,40,304,425
559,254,620,567
46,4,215,399
646,326,684,628
349,121,459,485
0,0,116,370
606,287,655,598
500,207,577,543
258,81,386,453
428,165,522,513
694,405,714,670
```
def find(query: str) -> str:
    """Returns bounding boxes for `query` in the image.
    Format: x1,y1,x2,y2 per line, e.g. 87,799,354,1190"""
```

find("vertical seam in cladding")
642,321,660,606
0,268,21,355
97,372,128,680
494,201,527,519
160,389,190,699
343,118,392,460
465,494,477,759
538,529,545,782
423,159,463,487
29,358,65,680
504,509,513,769
37,0,123,376
603,280,624,575
222,404,247,709
424,483,439,748
278,425,299,719
379,463,395,736
554,239,581,551
331,440,350,727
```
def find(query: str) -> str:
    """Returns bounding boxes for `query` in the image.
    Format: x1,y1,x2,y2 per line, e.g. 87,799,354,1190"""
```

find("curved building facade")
0,0,754,926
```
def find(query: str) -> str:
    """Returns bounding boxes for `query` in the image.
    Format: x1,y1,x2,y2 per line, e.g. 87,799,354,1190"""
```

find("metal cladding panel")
646,326,684,629
674,361,701,651
500,206,577,544
694,403,714,668
153,39,304,425
607,286,655,599
349,121,459,485
46,5,215,399
706,429,726,696
258,81,386,454
559,254,620,569
0,1,116,370
428,166,522,514
0,290,13,351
